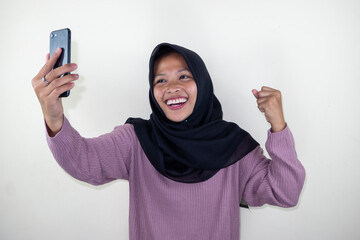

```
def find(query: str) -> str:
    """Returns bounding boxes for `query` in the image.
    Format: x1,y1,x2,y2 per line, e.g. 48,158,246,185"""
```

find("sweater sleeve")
46,116,135,185
240,125,306,208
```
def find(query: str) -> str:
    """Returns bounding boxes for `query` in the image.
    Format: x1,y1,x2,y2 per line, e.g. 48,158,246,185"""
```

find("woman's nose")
166,81,180,93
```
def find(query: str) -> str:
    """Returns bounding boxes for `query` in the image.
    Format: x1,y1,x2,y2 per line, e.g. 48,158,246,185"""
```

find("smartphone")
49,28,71,97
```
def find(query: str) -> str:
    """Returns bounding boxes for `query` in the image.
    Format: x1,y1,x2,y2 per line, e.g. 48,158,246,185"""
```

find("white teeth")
166,98,187,105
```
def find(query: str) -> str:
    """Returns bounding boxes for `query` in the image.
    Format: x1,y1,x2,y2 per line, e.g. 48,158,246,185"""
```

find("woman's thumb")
252,89,259,99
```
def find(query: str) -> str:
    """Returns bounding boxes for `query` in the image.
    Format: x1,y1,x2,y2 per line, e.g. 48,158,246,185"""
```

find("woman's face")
153,52,197,122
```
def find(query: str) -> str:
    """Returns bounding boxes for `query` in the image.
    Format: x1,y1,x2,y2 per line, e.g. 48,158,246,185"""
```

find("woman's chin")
165,113,190,123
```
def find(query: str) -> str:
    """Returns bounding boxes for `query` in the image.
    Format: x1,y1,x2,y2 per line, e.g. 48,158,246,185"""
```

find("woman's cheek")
153,89,163,106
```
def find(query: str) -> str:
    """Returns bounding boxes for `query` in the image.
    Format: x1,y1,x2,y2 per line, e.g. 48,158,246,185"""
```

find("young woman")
32,43,305,240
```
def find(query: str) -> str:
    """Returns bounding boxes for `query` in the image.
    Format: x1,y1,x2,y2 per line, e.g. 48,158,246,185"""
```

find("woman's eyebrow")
178,68,190,73
155,73,165,77
155,68,190,77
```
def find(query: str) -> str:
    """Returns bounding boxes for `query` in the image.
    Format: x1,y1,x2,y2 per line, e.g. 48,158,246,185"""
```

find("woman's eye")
155,79,165,85
180,75,190,80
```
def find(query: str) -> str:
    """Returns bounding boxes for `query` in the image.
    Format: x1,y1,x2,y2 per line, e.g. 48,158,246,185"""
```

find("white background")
1,0,359,239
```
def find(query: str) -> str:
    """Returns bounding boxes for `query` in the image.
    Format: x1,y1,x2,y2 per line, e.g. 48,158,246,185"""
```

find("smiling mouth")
166,97,188,109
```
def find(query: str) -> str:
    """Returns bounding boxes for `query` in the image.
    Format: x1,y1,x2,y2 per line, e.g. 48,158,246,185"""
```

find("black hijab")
126,43,259,185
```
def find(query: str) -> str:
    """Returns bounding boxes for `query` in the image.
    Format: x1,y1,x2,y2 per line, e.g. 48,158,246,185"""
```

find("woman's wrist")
270,121,286,133
45,115,64,137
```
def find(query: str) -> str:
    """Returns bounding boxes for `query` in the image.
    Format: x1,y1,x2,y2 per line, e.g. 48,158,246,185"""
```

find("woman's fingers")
33,63,78,101
252,86,276,98
257,91,281,112
32,50,79,136
45,63,77,84
39,48,62,79
257,90,273,98
48,82,75,99
252,89,259,98
43,73,79,97
32,48,61,88
261,86,275,91
252,86,286,132
33,48,77,89
254,87,276,106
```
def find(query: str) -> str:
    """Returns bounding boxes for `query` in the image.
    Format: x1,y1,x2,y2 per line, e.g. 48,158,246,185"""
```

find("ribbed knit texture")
46,117,305,240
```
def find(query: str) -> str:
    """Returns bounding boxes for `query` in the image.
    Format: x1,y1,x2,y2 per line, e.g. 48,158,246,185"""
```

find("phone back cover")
49,28,71,97
49,28,71,69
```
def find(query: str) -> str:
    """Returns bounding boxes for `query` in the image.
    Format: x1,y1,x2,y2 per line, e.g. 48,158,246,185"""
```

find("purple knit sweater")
46,116,305,240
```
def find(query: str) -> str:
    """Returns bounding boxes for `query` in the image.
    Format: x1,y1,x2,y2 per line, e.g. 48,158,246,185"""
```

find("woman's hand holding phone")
32,48,79,137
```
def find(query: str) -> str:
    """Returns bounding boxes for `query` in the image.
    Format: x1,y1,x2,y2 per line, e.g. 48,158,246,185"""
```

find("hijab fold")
126,43,259,189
